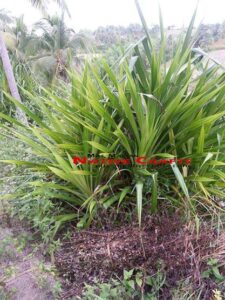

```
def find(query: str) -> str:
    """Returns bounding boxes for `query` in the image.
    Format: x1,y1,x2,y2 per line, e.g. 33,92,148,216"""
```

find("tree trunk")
0,32,28,125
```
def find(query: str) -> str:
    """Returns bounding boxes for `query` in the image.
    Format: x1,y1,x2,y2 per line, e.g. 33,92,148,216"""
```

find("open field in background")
209,49,225,67
209,39,225,51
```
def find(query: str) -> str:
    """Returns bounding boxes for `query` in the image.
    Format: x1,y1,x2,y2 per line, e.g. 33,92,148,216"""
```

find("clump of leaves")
79,268,166,300
202,259,225,283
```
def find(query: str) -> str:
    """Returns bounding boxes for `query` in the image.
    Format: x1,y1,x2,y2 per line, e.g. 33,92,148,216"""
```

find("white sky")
0,0,225,31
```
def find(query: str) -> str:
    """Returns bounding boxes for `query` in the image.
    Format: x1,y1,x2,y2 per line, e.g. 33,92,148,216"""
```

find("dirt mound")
55,216,225,299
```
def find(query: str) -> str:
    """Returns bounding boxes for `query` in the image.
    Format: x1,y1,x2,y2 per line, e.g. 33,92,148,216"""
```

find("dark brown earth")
55,215,225,299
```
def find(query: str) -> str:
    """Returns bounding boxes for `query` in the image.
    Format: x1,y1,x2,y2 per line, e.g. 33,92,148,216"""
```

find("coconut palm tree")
0,9,13,29
0,9,28,124
31,14,88,85
0,0,69,123
29,0,70,17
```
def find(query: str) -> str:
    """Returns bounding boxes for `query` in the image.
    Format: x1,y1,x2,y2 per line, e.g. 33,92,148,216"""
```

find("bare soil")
0,218,60,300
55,215,225,299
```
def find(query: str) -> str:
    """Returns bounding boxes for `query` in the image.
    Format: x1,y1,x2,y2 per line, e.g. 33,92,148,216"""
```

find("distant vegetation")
1,7,225,89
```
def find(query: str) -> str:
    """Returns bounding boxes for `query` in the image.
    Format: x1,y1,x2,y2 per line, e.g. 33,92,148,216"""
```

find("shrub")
1,2,225,229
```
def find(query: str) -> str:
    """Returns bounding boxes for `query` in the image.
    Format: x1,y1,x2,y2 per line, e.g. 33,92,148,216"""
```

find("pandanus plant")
1,0,225,229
